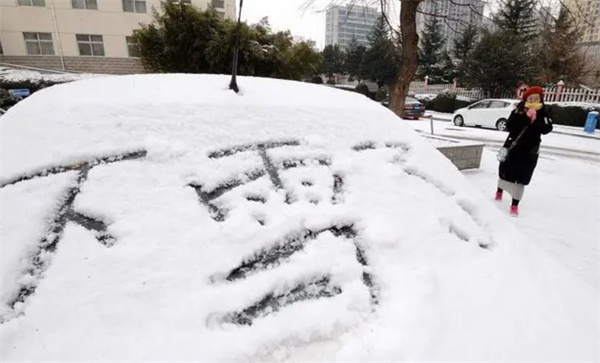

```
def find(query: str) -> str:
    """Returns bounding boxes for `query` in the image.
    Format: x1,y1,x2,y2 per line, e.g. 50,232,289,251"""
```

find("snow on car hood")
1,74,597,361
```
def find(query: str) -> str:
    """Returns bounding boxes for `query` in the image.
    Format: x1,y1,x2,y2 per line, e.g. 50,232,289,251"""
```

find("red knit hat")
522,86,544,100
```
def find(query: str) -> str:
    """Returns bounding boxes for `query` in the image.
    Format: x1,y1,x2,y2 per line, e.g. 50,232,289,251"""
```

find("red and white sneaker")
495,191,503,201
510,205,519,217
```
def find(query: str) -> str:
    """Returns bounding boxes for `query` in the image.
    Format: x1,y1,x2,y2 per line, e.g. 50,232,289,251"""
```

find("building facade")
325,5,380,49
565,0,599,43
416,0,485,53
0,0,236,74
564,0,600,86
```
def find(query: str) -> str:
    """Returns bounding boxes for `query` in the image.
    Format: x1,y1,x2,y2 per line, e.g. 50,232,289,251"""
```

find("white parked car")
0,75,596,362
452,99,519,131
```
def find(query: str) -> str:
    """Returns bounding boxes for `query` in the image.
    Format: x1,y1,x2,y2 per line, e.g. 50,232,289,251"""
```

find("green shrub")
423,99,435,111
374,88,388,102
455,99,474,111
433,91,457,113
310,76,323,84
549,104,600,128
355,83,370,97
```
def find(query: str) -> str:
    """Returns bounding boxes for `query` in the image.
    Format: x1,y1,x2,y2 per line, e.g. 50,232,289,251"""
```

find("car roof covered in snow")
0,74,597,362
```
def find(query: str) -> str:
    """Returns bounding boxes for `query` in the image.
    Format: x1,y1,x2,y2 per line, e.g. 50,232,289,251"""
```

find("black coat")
499,103,553,185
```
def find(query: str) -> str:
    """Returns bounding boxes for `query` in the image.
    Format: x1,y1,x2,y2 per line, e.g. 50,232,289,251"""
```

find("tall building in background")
0,0,236,74
564,0,600,86
564,0,599,43
325,5,380,49
416,0,486,53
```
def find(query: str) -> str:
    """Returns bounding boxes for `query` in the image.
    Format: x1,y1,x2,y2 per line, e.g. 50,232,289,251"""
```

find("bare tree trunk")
390,0,422,118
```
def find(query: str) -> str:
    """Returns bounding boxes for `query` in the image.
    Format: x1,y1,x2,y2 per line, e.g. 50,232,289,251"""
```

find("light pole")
229,0,244,93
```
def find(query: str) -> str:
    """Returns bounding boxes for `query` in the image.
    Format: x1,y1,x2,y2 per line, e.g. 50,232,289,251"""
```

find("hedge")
549,104,600,128
415,91,476,113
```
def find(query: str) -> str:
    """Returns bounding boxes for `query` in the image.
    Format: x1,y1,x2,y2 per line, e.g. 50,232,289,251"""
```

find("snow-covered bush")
549,104,600,128
433,90,457,113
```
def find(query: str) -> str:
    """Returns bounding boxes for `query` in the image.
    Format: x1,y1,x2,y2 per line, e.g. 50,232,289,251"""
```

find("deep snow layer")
1,75,597,361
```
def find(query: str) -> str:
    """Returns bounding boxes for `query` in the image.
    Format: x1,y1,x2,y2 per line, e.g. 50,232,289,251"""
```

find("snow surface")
0,172,78,319
407,116,600,288
420,112,600,157
0,74,598,361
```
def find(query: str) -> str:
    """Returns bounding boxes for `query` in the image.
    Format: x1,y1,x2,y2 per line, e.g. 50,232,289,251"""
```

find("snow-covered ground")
408,115,600,289
419,111,600,160
1,76,598,361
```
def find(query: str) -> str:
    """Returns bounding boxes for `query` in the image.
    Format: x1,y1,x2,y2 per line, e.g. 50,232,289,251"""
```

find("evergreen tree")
440,51,457,84
535,5,585,85
320,44,345,78
344,37,367,81
363,16,400,89
462,29,535,96
495,0,538,42
133,3,321,80
452,22,479,84
417,15,446,83
452,22,479,61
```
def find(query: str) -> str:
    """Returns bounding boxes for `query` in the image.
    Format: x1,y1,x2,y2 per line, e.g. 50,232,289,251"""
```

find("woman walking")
496,86,553,216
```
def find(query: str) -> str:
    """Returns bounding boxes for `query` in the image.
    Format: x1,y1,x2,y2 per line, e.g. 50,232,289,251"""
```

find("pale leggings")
498,179,525,200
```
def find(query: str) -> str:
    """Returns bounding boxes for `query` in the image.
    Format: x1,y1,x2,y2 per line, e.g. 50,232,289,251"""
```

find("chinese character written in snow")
188,140,344,222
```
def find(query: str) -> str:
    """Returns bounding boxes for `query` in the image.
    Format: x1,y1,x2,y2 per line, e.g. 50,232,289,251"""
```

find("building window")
122,0,146,13
211,0,224,8
76,34,105,56
24,32,55,55
72,0,97,9
126,36,140,57
18,0,45,6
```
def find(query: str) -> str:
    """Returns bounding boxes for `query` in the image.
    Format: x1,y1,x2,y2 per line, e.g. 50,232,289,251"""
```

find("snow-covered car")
0,75,597,362
453,99,519,131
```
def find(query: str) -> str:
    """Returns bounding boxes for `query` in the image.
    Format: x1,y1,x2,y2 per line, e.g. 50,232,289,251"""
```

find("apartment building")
564,0,599,43
416,0,485,53
325,5,380,49
563,0,600,86
0,0,236,74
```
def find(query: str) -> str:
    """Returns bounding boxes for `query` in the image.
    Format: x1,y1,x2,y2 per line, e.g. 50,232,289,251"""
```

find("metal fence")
409,81,600,103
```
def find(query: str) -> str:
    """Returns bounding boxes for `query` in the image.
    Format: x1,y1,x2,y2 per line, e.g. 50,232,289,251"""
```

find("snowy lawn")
1,75,598,361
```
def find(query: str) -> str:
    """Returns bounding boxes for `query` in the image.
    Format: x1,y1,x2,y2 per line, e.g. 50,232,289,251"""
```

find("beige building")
0,0,236,74
564,0,599,43
564,0,600,86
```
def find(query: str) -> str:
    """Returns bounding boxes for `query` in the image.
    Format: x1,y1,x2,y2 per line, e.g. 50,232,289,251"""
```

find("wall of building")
565,0,599,43
416,0,485,53
0,0,235,74
325,5,379,49
0,55,145,73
